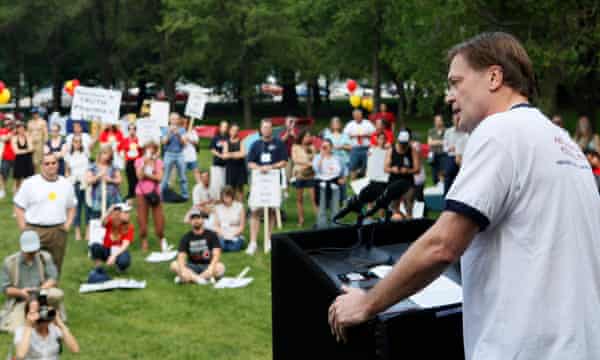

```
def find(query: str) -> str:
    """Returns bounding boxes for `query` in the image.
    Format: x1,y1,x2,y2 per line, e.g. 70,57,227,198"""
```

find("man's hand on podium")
328,285,371,343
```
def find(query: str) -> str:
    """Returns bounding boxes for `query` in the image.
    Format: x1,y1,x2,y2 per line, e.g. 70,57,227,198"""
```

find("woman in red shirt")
119,123,141,200
90,203,134,272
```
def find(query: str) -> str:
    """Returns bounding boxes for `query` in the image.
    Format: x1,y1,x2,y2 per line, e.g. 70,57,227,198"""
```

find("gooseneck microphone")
332,183,382,222
363,180,411,218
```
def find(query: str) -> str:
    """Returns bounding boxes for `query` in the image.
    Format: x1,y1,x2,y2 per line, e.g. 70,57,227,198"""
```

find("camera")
37,294,56,322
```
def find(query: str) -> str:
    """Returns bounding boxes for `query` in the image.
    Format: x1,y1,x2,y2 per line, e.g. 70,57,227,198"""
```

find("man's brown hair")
447,32,537,99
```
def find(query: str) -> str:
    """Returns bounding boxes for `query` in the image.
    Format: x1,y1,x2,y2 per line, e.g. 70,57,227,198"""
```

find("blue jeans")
73,182,89,227
90,243,131,271
219,237,244,252
161,152,189,199
317,182,340,228
349,146,369,172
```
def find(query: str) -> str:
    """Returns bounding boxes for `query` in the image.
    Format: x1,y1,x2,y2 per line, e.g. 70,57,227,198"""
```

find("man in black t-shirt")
169,209,225,285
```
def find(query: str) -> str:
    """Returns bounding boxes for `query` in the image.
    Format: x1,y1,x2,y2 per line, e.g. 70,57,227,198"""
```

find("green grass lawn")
0,115,435,359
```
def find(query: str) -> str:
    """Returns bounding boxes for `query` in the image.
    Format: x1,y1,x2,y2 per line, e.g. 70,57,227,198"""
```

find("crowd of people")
0,100,599,358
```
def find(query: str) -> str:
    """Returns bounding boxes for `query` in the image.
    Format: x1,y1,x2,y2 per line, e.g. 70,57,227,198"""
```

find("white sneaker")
0,189,5,199
195,278,208,285
245,242,257,255
174,276,182,284
265,241,271,254
160,238,168,252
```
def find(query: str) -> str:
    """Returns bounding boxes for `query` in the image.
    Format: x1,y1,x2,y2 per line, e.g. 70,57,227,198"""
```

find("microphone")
363,180,411,217
332,183,382,222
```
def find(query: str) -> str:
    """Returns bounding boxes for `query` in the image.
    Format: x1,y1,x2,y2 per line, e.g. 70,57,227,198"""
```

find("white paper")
79,279,146,293
136,117,161,146
88,219,105,246
145,251,178,263
412,201,425,219
350,177,369,195
249,169,282,208
409,275,462,308
70,86,122,124
214,277,253,289
184,91,208,119
370,265,393,279
150,101,170,128
367,148,389,182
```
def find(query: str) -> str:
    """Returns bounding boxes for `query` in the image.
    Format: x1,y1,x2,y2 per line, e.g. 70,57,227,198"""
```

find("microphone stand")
346,209,392,269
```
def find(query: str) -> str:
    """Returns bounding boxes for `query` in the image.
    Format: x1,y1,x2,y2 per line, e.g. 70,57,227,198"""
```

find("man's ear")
488,65,504,92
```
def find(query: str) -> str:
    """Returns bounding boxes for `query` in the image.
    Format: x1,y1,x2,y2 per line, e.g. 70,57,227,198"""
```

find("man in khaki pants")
0,231,64,332
14,152,76,274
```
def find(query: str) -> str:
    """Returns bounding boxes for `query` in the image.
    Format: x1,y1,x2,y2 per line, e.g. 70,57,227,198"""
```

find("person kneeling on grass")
170,208,225,285
90,203,134,273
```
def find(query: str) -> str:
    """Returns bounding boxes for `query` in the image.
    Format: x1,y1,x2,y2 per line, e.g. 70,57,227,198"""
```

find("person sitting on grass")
13,297,79,360
90,203,134,273
170,208,225,285
213,186,246,252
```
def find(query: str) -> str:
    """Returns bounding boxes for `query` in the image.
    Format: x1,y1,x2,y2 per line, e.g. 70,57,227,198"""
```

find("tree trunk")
311,77,321,113
393,78,406,129
136,80,147,112
241,62,252,128
281,69,298,112
52,63,62,112
164,75,176,111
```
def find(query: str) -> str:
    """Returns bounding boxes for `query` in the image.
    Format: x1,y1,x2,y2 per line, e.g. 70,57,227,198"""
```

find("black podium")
272,219,465,360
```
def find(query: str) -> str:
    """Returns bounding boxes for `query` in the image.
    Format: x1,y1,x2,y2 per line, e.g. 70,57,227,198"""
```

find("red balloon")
0,81,5,92
72,79,80,87
346,79,357,93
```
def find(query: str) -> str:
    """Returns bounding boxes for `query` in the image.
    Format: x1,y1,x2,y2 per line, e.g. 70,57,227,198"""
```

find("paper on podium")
79,279,146,294
409,275,462,308
145,251,177,263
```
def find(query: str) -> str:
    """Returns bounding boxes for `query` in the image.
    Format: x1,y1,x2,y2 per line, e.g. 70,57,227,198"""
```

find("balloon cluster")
0,81,10,105
346,79,373,112
64,79,80,96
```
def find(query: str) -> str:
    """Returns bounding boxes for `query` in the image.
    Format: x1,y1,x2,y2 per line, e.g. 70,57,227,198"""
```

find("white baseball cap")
113,203,132,212
20,231,41,253
397,131,410,143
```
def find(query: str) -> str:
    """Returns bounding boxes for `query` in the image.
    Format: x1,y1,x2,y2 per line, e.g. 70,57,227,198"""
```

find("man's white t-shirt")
343,120,375,147
183,131,199,163
446,106,600,360
14,175,77,226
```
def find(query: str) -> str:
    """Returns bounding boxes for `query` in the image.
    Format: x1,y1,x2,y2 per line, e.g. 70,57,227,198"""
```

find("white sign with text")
150,101,170,128
184,91,208,119
136,117,161,146
249,169,282,208
70,86,122,124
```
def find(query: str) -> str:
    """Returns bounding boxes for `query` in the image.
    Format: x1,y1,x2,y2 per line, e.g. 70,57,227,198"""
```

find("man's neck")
486,91,529,118
41,173,58,182
192,227,204,235
263,136,272,142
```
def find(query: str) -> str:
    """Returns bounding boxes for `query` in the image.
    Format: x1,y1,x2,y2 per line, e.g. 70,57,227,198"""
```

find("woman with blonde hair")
85,144,122,223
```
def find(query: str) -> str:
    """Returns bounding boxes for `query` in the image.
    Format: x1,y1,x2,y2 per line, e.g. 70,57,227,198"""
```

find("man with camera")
14,296,79,359
170,208,225,285
0,231,64,333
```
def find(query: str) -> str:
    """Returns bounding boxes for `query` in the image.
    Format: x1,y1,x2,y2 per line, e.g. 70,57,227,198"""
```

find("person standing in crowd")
90,203,133,272
98,124,124,148
0,231,62,332
574,115,600,151
43,124,67,176
313,139,346,228
14,153,76,274
223,123,247,201
369,103,396,132
160,113,189,200
384,130,420,219
209,120,229,200
26,108,47,173
247,119,288,255
135,141,166,252
170,208,225,285
213,186,246,252
192,170,215,216
14,298,79,359
0,117,15,198
66,121,94,156
291,130,317,227
280,116,299,183
584,149,600,193
330,32,600,360
369,118,393,148
443,113,469,194
323,117,352,202
182,117,201,186
64,135,90,241
12,122,35,193
118,123,141,202
427,114,446,186
85,145,122,224
344,109,375,179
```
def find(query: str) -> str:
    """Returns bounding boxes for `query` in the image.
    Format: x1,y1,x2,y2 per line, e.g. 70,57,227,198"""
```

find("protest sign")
150,101,170,127
136,117,161,146
367,148,389,183
184,91,207,120
70,86,122,124
249,169,282,208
